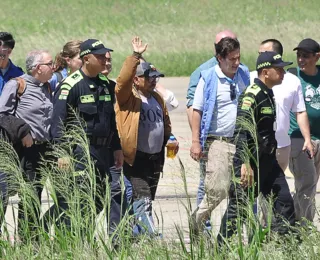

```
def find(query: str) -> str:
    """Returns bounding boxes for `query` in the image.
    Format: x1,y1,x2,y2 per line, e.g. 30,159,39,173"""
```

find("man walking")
289,38,320,225
218,52,295,244
250,39,313,172
51,39,122,236
115,36,178,237
190,37,250,234
0,50,54,239
186,30,249,210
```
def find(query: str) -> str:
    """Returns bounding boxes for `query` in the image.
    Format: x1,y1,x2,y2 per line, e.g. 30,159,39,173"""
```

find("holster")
258,135,277,156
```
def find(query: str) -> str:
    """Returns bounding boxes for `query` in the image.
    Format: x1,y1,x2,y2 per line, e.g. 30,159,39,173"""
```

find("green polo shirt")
289,66,320,140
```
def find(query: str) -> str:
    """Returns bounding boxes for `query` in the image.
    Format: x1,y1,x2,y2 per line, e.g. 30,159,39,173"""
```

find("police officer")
218,52,296,244
50,39,122,234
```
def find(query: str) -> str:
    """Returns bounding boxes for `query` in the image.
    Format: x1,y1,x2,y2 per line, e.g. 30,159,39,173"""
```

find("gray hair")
25,50,49,74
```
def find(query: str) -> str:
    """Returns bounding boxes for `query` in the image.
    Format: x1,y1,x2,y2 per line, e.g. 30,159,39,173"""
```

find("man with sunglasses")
0,32,23,96
115,37,178,238
288,38,320,225
0,50,54,240
218,52,295,244
190,37,250,235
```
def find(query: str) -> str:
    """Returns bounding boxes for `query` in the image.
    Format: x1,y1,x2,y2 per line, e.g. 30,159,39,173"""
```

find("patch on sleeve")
241,96,254,110
61,90,69,95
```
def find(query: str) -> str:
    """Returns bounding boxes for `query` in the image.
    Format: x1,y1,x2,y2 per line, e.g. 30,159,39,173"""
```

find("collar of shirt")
254,78,274,98
0,59,11,76
214,65,238,84
79,68,100,89
23,74,42,86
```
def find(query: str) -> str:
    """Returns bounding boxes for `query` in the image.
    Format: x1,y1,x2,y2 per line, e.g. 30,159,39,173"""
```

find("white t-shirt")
250,71,306,148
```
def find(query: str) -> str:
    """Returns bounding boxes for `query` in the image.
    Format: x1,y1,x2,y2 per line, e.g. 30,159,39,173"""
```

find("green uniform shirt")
289,66,320,140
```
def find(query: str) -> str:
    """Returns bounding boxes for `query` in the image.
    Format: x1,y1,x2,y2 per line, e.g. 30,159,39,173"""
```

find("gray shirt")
137,94,164,154
0,74,53,141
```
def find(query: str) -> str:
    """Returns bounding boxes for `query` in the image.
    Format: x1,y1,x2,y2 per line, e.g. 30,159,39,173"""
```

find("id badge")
273,121,277,131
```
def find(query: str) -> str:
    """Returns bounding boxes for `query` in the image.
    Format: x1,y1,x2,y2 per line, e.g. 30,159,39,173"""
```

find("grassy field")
1,0,320,76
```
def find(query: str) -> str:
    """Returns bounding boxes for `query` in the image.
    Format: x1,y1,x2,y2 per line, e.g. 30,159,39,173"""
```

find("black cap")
79,39,113,58
256,51,293,70
293,38,320,53
136,62,164,77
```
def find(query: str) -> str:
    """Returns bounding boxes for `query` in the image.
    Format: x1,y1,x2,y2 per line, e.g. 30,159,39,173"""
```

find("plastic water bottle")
166,136,176,159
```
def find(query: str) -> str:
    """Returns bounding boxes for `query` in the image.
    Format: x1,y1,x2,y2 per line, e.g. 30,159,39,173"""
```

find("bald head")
215,30,237,44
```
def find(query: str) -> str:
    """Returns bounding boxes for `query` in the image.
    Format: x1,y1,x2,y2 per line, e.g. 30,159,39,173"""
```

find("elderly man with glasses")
0,50,54,240
189,37,250,237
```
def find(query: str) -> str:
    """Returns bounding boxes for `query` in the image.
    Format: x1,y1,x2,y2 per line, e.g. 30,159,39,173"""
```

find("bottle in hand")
166,136,177,159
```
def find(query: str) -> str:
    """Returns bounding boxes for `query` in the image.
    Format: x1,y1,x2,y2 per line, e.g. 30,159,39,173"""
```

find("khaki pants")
289,138,320,223
196,140,235,226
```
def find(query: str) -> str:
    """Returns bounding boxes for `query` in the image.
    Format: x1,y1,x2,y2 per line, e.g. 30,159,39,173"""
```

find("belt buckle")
34,140,41,145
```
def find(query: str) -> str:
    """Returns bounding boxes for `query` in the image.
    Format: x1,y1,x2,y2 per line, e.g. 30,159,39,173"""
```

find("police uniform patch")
61,90,69,96
241,96,254,110
261,107,273,114
99,95,111,101
80,94,95,103
59,95,67,100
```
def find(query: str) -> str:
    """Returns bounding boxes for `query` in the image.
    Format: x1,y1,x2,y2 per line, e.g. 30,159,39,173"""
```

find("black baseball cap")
79,39,113,58
293,38,320,53
256,51,292,70
136,62,164,77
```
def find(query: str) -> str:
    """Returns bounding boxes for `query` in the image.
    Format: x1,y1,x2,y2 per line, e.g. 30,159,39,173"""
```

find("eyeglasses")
38,61,54,67
230,83,236,101
105,58,112,62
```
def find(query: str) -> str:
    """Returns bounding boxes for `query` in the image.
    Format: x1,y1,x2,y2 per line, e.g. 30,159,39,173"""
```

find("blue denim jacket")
0,59,24,95
186,57,218,107
200,65,250,147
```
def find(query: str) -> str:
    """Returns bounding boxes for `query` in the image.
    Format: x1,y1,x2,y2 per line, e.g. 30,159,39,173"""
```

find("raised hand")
131,36,148,54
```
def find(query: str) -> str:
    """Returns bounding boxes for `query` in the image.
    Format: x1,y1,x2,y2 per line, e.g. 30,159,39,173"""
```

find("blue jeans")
109,166,128,235
196,160,206,206
123,154,161,237
124,175,133,205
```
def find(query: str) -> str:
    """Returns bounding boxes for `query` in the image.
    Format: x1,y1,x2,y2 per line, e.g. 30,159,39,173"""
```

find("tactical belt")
88,136,109,146
33,140,48,145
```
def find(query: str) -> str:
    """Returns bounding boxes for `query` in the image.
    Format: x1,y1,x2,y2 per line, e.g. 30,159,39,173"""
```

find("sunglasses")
138,75,160,83
230,83,236,101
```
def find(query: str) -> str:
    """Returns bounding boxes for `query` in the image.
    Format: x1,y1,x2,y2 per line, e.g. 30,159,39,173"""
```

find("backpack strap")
287,67,298,76
15,77,26,99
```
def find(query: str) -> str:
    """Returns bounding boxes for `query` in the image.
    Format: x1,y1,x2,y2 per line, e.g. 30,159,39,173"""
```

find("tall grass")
1,0,320,76
0,105,320,258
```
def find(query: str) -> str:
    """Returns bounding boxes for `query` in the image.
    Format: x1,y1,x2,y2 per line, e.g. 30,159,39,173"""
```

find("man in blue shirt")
190,37,250,236
0,32,23,95
187,30,240,212
186,30,250,207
